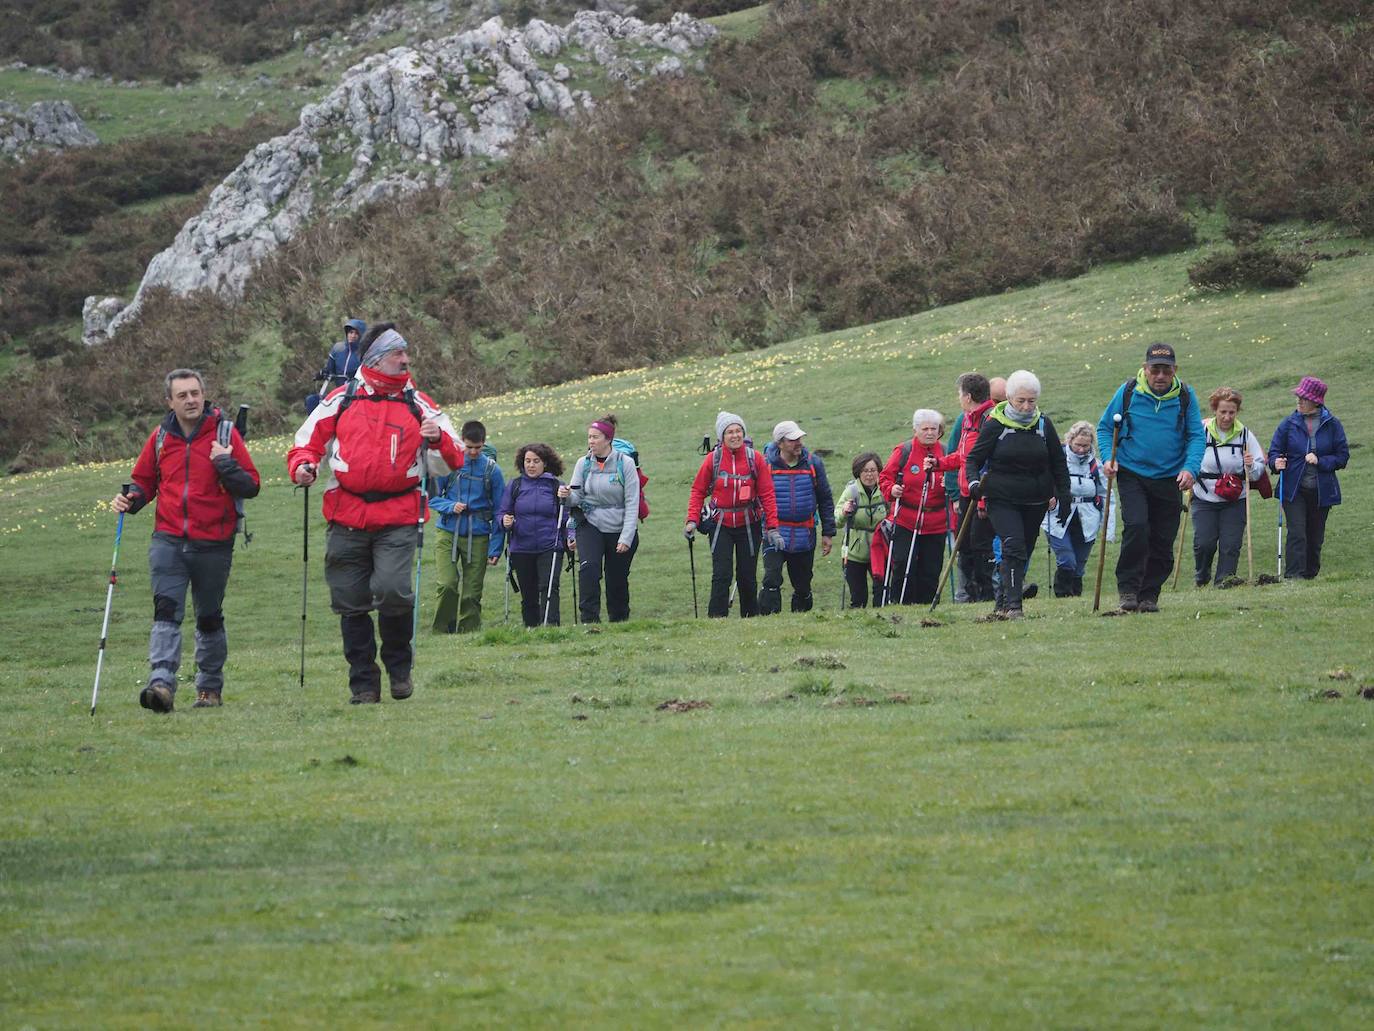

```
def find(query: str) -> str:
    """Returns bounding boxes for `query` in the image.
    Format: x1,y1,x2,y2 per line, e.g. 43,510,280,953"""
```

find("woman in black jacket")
965,369,1071,618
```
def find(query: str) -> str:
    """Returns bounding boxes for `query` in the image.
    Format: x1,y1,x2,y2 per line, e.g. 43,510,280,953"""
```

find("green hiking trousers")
433,528,490,632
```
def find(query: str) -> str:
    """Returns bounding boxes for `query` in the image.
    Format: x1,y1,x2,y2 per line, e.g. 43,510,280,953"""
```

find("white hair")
1005,369,1041,398
912,408,944,430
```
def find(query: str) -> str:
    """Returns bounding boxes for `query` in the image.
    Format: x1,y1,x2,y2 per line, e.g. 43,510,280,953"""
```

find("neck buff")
360,365,411,396
362,328,408,369
1206,416,1245,445
991,399,1039,428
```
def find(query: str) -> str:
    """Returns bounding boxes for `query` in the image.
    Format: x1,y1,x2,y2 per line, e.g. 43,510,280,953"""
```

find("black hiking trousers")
708,523,761,617
1115,468,1183,602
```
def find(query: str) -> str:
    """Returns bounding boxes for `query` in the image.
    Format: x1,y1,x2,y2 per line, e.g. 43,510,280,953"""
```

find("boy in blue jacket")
429,420,505,632
1097,343,1204,612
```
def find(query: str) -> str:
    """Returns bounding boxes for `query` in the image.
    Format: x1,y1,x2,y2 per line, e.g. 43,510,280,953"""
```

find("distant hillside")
2,0,1371,469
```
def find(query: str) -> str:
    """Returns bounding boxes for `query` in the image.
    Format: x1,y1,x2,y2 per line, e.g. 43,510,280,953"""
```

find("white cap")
772,420,806,443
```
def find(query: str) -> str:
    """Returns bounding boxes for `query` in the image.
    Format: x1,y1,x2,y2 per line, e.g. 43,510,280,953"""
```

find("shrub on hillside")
1187,246,1313,291
1081,209,1197,264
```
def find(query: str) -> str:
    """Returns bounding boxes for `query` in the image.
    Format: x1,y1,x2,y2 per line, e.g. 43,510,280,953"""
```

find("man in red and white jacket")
288,324,464,704
112,368,260,713
950,372,999,602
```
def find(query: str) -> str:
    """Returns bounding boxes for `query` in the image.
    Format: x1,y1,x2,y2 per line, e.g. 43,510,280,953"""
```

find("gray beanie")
715,411,745,442
362,327,408,368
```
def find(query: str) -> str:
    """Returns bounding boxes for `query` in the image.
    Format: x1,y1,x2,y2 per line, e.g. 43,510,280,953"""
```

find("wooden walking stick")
1172,491,1190,590
1092,414,1123,612
931,482,982,612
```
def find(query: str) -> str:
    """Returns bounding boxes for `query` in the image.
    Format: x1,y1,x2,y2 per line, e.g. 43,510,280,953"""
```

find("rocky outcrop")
0,100,99,160
97,9,715,341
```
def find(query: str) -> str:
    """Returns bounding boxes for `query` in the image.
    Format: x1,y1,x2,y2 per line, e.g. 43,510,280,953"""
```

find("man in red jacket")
111,369,260,713
288,323,464,704
951,372,998,602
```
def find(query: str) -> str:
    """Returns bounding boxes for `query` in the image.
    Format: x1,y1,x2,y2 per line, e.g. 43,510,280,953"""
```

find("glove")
683,521,697,540
968,479,983,499
766,529,785,551
1055,496,1072,526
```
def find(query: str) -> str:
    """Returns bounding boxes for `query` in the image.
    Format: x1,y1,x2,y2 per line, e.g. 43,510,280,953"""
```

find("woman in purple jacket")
497,443,569,626
1268,376,1349,580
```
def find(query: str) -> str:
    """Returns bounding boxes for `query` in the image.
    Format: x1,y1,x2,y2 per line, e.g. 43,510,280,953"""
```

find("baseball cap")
1144,342,1177,367
772,420,806,443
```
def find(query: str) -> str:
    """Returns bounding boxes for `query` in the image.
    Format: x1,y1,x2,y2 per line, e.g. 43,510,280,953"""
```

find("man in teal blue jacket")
1097,343,1204,612
429,420,505,632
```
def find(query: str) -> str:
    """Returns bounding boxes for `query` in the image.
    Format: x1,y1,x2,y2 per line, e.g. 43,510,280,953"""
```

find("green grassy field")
2,238,1372,1026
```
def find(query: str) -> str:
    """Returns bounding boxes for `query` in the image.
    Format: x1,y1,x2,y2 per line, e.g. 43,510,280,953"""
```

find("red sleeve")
128,432,159,506
435,430,463,471
877,444,904,503
687,455,713,523
934,443,961,473
286,407,337,479
753,449,779,529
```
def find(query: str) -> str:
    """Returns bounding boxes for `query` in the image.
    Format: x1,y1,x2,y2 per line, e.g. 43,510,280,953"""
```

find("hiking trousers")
510,549,561,626
433,528,490,632
1191,497,1245,585
955,495,995,601
708,523,761,617
884,525,945,605
760,546,815,615
987,500,1048,611
1115,468,1183,602
575,525,638,623
843,559,882,609
325,522,417,697
1283,485,1329,580
147,532,234,697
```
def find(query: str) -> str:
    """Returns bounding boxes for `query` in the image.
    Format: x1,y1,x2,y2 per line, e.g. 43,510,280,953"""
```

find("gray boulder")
0,100,99,161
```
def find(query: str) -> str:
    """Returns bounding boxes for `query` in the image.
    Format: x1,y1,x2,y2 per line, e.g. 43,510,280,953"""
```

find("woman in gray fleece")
564,413,641,622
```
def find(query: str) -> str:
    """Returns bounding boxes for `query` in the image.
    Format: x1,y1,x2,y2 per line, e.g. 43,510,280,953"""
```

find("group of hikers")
102,321,1350,711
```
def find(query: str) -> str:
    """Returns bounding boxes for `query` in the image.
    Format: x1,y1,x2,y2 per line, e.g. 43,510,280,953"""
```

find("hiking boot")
1118,593,1139,612
139,683,174,713
1022,583,1038,600
349,691,380,705
192,690,222,708
389,676,413,701
1138,596,1159,613
1005,607,1025,620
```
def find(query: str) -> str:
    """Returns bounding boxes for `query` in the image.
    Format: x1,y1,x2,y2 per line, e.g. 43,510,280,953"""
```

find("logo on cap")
1145,343,1177,366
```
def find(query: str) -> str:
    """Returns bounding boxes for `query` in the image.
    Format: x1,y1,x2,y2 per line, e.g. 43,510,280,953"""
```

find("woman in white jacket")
1191,387,1266,586
1044,420,1114,597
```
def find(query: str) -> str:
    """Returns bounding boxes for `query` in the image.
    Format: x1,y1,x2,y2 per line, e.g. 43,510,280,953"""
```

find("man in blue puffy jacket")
305,318,367,414
759,420,835,615
1097,343,1204,612
429,420,505,633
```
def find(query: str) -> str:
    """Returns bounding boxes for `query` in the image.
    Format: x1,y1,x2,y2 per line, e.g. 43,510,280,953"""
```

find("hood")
343,318,367,338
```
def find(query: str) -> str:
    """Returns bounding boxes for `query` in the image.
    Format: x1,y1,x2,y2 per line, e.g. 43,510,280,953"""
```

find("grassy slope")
1,240,1371,1025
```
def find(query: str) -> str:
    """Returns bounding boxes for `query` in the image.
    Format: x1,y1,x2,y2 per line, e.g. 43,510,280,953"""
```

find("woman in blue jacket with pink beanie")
1268,376,1348,580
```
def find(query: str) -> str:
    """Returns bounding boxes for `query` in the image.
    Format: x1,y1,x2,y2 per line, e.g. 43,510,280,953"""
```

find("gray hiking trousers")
147,532,234,696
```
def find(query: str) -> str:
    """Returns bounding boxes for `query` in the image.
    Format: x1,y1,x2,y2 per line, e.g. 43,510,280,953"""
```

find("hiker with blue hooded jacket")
305,318,366,414
1096,343,1205,612
567,413,641,623
1268,375,1349,580
429,420,505,633
759,420,835,615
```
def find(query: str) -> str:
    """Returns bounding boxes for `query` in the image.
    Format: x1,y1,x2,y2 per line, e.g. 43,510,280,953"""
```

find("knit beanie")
715,411,746,442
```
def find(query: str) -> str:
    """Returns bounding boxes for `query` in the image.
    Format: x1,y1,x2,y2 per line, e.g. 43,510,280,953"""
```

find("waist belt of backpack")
339,484,418,503
715,502,756,512
778,517,814,528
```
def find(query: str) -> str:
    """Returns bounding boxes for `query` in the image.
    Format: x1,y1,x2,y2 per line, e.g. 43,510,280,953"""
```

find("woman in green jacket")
835,452,888,608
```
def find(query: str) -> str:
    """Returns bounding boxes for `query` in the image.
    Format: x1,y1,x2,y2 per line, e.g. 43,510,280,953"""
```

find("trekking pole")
839,513,853,611
1172,491,1190,590
543,501,566,626
90,484,131,716
879,496,903,606
298,483,310,688
1093,414,1123,612
503,541,511,623
409,395,430,656
687,534,699,618
1244,474,1254,582
1276,468,1285,577
931,486,978,612
946,499,956,602
896,475,932,606
568,550,579,626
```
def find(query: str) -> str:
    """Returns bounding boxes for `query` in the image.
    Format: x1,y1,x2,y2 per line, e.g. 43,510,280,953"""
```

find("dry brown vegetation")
3,0,1371,467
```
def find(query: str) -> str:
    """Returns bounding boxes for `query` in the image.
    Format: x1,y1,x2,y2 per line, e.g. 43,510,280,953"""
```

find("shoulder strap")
1177,384,1193,431
216,413,232,448
896,440,913,485
336,377,360,417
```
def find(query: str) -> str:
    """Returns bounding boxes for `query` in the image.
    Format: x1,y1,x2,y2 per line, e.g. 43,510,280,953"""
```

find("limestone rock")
0,100,99,161
82,296,127,346
100,9,717,339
